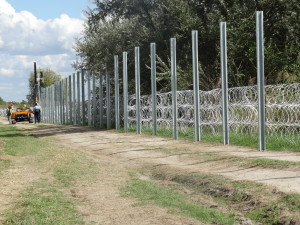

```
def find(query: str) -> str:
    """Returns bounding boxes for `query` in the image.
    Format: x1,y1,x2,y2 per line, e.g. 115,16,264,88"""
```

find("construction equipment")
11,108,34,124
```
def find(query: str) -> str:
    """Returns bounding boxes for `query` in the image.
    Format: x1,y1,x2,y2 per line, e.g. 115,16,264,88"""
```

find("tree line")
73,0,299,94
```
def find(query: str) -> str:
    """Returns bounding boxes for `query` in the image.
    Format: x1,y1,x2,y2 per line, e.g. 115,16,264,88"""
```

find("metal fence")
39,11,299,150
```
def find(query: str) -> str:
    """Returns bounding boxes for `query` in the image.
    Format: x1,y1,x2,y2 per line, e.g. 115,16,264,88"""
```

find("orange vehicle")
11,107,34,124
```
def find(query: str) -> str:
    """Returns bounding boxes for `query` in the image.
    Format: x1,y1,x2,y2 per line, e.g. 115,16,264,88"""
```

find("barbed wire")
126,83,300,139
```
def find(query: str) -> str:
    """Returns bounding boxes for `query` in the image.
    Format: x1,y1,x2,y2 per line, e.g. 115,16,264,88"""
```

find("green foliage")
76,0,300,93
27,68,61,104
0,96,7,106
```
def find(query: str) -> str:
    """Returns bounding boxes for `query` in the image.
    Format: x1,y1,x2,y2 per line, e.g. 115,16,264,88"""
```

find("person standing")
6,104,13,124
33,102,41,123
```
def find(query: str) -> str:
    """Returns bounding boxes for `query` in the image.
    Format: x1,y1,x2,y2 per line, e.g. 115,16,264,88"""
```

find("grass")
122,178,236,225
122,125,300,151
3,183,84,225
0,125,42,156
0,123,97,224
143,166,300,224
239,158,300,169
0,159,11,175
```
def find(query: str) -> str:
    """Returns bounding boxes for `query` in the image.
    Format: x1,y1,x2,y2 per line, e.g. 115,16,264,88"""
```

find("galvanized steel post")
220,22,229,145
192,30,201,142
123,52,128,132
72,73,76,124
114,55,120,130
77,72,80,125
66,78,69,124
92,73,96,127
135,47,141,134
106,73,111,129
151,43,157,135
256,11,266,151
87,71,92,127
171,38,178,140
99,74,104,129
69,75,72,124
81,70,86,126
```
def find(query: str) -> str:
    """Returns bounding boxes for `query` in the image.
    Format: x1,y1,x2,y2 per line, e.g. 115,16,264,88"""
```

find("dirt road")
1,121,300,224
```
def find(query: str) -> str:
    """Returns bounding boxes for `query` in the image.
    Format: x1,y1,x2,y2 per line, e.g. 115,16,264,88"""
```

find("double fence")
40,11,300,150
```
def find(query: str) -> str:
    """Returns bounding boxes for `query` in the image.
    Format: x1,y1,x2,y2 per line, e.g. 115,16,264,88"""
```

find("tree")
0,97,6,107
27,68,61,104
74,0,300,93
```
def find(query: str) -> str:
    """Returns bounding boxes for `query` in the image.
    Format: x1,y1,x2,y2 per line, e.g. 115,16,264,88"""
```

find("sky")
0,0,93,102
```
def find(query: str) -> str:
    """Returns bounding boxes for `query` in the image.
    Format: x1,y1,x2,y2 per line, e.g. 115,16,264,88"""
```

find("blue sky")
8,0,92,20
0,0,93,102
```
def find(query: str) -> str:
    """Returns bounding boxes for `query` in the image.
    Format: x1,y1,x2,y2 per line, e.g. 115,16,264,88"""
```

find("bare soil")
1,120,300,224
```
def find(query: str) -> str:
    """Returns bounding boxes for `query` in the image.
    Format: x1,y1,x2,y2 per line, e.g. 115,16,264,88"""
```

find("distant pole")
151,43,157,135
192,30,201,142
87,71,91,127
33,62,37,103
256,11,266,151
171,38,178,140
92,73,96,127
106,72,111,129
99,74,104,128
220,22,229,145
81,69,86,126
114,55,120,130
123,52,128,132
76,71,81,125
135,47,141,134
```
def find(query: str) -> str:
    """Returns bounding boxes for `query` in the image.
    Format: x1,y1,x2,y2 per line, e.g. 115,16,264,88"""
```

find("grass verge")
142,165,300,224
122,178,236,224
124,125,300,151
0,123,98,224
3,182,84,225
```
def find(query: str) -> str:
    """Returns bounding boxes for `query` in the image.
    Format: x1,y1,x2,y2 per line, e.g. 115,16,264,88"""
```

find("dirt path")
25,123,300,194
1,120,300,224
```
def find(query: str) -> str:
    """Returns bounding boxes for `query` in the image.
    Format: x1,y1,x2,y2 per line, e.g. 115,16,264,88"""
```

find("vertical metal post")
135,47,141,134
92,73,96,127
60,80,63,124
151,43,157,135
220,22,229,145
114,55,120,130
62,79,66,124
72,73,76,125
87,71,92,127
81,70,86,126
69,75,72,124
99,74,104,129
256,11,266,151
54,83,57,123
106,73,111,129
192,30,201,142
171,38,178,140
65,78,69,124
77,72,80,125
123,52,128,132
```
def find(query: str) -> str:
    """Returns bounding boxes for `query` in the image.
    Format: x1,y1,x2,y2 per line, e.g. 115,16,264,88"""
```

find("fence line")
38,11,299,150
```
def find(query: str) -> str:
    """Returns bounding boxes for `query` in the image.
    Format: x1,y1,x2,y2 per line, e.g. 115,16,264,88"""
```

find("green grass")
239,158,300,169
122,125,300,151
53,151,97,187
3,183,84,225
0,159,11,175
147,167,300,224
0,123,98,224
122,179,236,224
0,125,42,156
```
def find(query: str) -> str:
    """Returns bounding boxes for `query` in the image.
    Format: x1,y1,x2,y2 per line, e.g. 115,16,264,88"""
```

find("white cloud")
0,68,14,77
0,0,84,102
